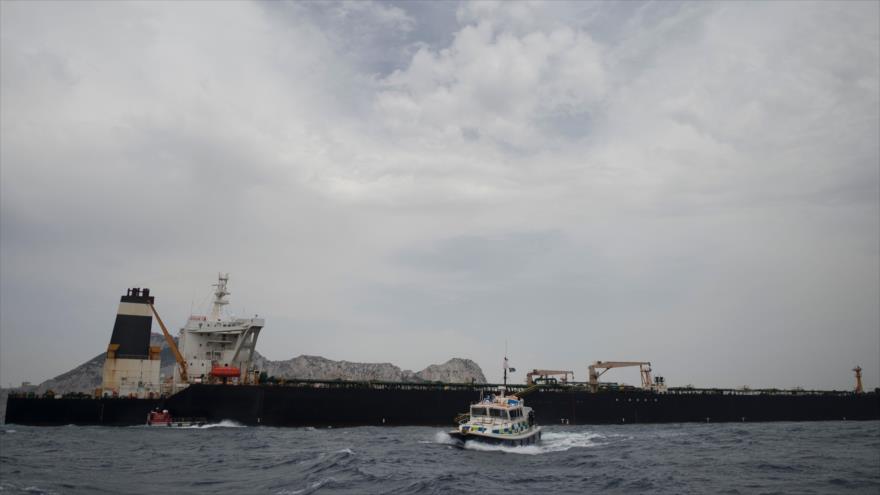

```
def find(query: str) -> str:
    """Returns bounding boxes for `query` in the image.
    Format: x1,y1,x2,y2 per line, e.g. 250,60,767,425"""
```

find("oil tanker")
5,277,878,427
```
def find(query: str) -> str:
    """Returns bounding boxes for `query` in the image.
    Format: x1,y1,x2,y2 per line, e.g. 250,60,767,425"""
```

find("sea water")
1,421,878,494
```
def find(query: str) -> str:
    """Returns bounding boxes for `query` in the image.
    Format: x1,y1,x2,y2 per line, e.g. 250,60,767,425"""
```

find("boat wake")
432,431,460,445
188,419,246,429
154,420,247,429
434,430,610,455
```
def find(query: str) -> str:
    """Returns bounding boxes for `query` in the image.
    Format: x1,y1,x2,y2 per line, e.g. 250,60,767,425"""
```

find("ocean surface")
1,421,878,494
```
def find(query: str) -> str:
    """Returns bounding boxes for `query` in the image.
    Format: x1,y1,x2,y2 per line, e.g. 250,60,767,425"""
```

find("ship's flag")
505,356,515,373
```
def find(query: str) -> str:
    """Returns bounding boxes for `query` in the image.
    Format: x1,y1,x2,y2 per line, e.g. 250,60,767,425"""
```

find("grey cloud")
394,231,588,284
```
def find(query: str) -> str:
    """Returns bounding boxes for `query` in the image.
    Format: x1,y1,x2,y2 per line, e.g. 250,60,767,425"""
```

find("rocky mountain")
415,358,486,383
253,354,486,384
9,334,487,397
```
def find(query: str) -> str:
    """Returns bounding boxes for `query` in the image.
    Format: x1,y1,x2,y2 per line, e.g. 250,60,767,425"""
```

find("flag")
508,367,516,373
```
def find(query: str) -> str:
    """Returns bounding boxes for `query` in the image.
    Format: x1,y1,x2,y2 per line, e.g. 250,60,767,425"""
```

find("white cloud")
376,17,606,151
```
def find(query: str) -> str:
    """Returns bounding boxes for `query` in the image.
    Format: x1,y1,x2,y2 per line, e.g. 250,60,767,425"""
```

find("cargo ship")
5,276,879,426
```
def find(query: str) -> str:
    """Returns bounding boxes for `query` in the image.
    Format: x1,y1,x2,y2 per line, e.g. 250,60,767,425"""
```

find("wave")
276,477,338,495
299,447,357,477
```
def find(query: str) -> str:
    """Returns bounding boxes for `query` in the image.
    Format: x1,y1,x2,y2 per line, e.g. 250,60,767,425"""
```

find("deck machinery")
588,361,667,393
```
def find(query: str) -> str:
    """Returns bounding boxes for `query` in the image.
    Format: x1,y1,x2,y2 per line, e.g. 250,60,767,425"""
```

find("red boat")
146,409,207,427
147,409,172,426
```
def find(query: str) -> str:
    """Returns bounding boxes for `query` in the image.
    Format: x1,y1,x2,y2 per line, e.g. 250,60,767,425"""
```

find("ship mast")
210,273,230,321
502,345,515,394
503,340,508,390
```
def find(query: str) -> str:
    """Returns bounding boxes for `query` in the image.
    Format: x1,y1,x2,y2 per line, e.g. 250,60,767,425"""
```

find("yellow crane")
526,369,574,386
853,366,863,394
588,361,657,392
150,304,188,383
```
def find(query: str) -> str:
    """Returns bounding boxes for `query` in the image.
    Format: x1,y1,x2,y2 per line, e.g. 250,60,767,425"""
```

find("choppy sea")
1,421,878,494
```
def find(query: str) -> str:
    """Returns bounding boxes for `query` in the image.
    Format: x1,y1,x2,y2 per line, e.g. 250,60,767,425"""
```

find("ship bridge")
174,274,264,388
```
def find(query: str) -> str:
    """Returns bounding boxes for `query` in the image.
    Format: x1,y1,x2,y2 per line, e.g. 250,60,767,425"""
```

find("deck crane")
853,366,863,394
526,369,575,386
150,304,188,383
588,361,665,393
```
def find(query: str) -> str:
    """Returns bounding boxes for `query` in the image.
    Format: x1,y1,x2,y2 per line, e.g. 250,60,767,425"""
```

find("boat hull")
449,428,541,447
5,384,879,426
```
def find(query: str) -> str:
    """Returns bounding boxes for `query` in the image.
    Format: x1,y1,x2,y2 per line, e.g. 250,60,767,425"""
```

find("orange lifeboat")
210,366,241,378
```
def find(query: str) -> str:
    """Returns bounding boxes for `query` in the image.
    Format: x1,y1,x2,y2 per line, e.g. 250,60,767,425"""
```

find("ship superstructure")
173,274,264,389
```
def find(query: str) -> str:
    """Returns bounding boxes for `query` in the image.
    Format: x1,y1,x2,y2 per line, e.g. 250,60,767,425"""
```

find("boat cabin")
469,404,525,422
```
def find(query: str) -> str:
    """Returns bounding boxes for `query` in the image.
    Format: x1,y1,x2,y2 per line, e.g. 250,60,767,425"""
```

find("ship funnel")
107,287,155,359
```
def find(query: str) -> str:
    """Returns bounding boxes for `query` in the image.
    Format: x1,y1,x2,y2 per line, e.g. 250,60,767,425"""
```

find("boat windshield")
471,407,488,417
489,408,508,419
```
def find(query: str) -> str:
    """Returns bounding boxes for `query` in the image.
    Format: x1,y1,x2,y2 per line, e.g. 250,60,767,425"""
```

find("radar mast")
210,273,230,321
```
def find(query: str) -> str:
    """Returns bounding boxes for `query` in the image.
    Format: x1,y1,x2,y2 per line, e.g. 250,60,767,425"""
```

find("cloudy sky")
1,1,877,390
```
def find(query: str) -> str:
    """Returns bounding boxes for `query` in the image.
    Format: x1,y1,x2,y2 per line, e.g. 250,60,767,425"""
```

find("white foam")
198,419,246,428
431,431,459,445
172,419,246,429
454,430,609,455
23,487,58,495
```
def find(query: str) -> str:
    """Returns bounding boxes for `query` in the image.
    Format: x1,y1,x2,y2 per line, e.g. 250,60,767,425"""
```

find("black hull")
3,397,161,426
5,384,879,427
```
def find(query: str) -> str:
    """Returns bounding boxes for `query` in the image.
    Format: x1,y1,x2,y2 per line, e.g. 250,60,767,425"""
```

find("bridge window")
471,407,487,417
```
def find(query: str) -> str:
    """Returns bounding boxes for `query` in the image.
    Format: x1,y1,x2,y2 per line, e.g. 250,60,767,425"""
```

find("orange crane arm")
150,304,188,383
593,361,651,368
588,361,653,390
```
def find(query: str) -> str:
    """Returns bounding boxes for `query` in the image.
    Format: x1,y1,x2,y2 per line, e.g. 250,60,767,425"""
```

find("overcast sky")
1,1,878,391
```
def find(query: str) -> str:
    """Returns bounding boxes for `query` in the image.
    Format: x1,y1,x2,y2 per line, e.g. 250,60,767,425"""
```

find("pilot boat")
448,392,541,446
449,355,542,446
